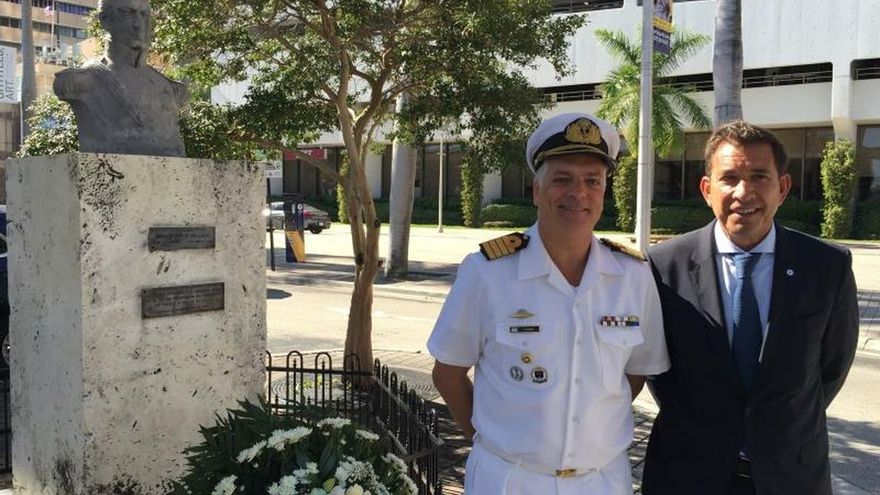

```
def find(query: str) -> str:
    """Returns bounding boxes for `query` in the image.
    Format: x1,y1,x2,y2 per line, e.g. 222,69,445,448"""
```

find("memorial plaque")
148,227,215,251
142,282,225,318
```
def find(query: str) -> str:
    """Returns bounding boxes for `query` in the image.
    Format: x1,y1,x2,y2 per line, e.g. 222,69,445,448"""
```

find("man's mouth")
560,205,588,212
731,207,758,217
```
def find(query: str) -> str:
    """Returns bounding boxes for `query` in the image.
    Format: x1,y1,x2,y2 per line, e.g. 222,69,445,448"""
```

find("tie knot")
733,252,760,278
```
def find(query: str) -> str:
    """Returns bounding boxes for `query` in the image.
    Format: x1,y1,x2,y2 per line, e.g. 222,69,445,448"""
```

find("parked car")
263,202,332,234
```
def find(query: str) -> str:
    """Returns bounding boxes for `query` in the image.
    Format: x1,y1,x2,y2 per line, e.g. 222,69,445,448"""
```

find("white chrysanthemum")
235,440,267,463
210,475,237,495
329,487,345,495
267,426,312,451
382,453,408,474
316,417,352,429
307,489,329,495
345,484,365,495
354,430,379,441
399,473,418,495
267,475,298,495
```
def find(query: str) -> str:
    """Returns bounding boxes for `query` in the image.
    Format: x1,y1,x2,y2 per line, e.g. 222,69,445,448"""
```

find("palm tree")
596,28,712,158
713,0,744,127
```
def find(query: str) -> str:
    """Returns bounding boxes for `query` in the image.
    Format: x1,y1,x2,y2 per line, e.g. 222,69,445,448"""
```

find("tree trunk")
20,0,36,139
385,94,418,279
713,0,743,127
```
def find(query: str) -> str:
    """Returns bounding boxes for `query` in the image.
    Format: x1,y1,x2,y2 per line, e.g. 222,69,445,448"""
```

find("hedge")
854,201,880,240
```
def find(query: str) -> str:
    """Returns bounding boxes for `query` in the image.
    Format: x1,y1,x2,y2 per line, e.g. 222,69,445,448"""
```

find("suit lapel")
753,224,801,393
689,223,742,390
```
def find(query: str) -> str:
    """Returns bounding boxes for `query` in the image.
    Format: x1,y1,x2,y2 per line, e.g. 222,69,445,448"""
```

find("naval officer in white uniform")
429,113,670,495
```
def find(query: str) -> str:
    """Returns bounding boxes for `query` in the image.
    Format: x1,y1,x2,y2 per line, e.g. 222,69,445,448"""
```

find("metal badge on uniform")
531,367,548,384
510,366,524,382
599,315,639,327
520,352,533,364
510,309,535,319
510,325,540,333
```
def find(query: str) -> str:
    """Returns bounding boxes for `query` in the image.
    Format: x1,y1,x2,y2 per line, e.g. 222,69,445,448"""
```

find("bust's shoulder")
53,60,107,97
145,66,188,102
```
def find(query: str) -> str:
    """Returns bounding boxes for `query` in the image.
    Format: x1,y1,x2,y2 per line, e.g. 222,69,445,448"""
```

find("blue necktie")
732,253,762,393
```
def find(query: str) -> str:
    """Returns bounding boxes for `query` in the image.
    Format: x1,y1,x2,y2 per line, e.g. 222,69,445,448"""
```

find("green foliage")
172,398,415,495
595,28,712,158
820,139,857,239
460,153,485,227
481,203,537,228
151,1,585,168
17,94,78,157
854,200,880,240
180,100,260,160
612,154,638,231
648,199,822,235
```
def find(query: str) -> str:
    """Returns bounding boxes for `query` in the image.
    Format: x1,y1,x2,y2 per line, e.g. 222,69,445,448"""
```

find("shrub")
820,139,857,239
481,203,537,227
854,201,880,240
612,154,637,231
460,154,484,227
650,204,715,234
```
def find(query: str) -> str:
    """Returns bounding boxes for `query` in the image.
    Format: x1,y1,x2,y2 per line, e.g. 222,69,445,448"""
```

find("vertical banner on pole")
653,0,674,55
0,46,17,103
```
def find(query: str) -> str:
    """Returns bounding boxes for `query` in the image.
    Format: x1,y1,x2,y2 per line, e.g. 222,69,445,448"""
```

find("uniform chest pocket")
492,322,554,389
595,325,644,392
494,322,553,350
595,326,645,350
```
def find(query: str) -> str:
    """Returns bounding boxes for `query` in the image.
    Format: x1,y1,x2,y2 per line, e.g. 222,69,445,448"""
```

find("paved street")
266,226,880,494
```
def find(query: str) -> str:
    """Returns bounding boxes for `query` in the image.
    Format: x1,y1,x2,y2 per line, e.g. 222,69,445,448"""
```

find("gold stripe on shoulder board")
600,238,646,262
480,232,530,261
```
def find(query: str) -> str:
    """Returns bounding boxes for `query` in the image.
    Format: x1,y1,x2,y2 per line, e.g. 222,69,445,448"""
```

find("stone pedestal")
5,154,267,494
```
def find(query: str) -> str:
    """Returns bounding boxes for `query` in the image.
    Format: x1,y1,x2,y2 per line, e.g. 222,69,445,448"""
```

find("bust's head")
99,0,151,52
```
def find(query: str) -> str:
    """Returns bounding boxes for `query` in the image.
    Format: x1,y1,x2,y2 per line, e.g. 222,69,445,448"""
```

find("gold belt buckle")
555,468,578,478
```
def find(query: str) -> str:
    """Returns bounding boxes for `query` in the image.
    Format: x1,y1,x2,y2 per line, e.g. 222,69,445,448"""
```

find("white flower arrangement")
174,402,419,495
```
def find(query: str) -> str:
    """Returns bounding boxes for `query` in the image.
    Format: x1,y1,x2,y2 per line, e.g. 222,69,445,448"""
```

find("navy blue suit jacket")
643,222,858,495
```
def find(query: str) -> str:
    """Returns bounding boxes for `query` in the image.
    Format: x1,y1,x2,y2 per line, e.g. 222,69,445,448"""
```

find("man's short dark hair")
703,120,788,176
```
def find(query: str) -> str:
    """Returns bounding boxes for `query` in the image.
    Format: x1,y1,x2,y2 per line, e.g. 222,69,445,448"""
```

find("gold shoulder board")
480,233,530,261
600,238,646,262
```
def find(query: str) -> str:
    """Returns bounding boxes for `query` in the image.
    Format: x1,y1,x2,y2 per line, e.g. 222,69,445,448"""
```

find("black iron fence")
265,351,443,495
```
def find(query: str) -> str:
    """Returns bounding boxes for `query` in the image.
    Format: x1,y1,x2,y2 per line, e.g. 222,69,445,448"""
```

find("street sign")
653,0,673,55
0,46,17,103
265,160,282,179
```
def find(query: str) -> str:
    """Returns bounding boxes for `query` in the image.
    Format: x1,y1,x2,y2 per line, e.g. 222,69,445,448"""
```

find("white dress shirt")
713,223,776,355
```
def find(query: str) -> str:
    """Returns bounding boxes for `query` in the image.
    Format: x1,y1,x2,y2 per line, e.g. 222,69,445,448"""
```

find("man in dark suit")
643,120,859,495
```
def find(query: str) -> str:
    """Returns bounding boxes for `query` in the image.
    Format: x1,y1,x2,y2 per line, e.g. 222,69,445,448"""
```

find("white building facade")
216,0,880,205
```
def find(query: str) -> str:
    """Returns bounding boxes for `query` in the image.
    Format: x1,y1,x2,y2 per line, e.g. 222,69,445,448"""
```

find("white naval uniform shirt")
428,225,670,495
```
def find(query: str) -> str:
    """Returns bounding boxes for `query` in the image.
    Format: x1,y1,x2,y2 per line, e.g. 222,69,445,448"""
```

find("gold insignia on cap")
479,232,530,261
521,352,533,364
564,118,603,146
600,238,646,262
510,309,535,319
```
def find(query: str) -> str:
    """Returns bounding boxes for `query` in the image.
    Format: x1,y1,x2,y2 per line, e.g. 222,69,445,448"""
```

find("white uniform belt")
475,437,601,478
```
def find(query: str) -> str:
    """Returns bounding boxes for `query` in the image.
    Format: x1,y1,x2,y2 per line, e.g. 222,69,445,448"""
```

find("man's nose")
732,179,752,199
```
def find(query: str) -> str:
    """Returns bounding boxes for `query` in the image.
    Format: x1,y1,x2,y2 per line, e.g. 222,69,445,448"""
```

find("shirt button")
576,339,583,346
574,378,581,385
572,416,579,423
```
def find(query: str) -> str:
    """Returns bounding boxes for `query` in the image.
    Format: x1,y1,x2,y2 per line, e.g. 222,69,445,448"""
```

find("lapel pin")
786,269,794,276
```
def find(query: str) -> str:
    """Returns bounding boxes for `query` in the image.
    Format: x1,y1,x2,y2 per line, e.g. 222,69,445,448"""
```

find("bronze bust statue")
54,0,188,157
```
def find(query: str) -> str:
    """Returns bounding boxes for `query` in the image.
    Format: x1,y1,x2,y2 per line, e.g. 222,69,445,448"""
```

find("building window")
551,0,623,14
857,125,880,201
853,59,880,81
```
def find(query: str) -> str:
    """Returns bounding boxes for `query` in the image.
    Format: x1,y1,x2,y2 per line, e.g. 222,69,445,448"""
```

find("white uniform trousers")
464,442,633,495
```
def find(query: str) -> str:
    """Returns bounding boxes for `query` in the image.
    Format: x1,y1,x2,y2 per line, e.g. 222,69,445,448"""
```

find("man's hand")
432,361,475,439
626,374,646,401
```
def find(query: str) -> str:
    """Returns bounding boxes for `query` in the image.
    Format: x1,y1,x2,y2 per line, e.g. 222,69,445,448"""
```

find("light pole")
635,0,655,252
437,134,445,233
